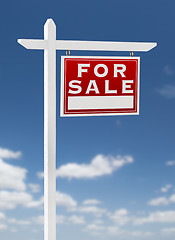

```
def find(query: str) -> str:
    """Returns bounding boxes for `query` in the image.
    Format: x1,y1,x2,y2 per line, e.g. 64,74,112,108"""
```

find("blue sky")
0,0,175,239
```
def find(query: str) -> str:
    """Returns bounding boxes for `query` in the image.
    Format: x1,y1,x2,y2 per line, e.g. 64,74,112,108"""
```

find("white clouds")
86,223,105,231
169,194,175,202
82,199,101,205
0,159,27,191
108,208,175,227
70,206,107,217
3,145,175,238
0,147,26,191
8,218,31,225
25,197,43,208
24,191,77,210
130,231,153,237
33,215,44,225
84,221,107,236
37,171,43,178
34,215,85,225
55,154,134,180
68,215,86,224
0,190,77,211
84,219,155,238
148,197,169,206
0,224,7,231
85,225,123,237
0,191,32,210
133,211,175,225
163,65,174,76
158,66,175,98
161,184,172,193
0,212,6,220
93,219,104,225
0,190,42,210
109,209,130,226
56,192,77,209
107,226,123,235
28,184,41,193
166,160,175,166
10,228,18,233
162,227,175,234
56,215,66,224
148,193,175,206
57,215,86,225
0,148,22,159
84,219,154,238
0,146,77,211
116,120,121,126
157,84,175,99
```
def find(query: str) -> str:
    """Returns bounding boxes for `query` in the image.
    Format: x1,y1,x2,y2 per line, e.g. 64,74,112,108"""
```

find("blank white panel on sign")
68,96,134,110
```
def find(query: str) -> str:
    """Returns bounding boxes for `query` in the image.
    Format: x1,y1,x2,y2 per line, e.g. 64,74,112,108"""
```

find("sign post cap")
44,18,56,28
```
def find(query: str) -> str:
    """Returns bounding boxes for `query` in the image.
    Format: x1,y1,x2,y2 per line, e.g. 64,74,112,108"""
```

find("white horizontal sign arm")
56,40,157,52
18,39,157,52
17,39,46,49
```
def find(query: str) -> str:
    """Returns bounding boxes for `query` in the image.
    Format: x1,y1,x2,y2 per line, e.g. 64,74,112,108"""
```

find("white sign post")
18,18,157,240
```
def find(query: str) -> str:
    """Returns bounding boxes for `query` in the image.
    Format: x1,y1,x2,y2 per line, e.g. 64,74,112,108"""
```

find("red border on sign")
61,56,140,117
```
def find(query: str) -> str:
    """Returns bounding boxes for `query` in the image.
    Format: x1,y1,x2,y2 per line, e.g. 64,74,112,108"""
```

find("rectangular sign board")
61,56,140,117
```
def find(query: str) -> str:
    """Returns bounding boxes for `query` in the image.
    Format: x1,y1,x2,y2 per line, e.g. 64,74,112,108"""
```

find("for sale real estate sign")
61,56,140,117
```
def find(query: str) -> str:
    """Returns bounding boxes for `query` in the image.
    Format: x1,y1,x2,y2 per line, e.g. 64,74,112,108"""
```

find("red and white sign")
61,56,140,117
